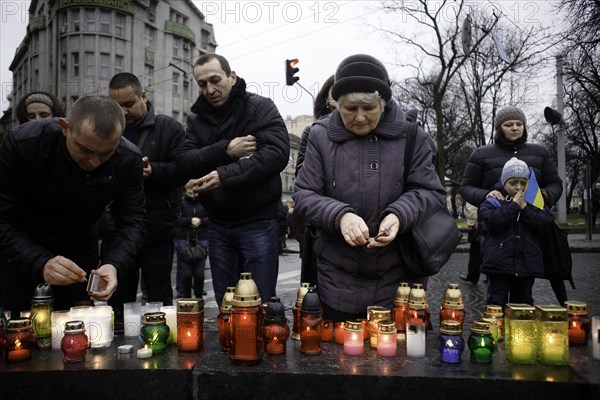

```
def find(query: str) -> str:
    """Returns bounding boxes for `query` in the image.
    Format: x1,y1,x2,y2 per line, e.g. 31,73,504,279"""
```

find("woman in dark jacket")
459,105,563,286
293,54,445,322
174,183,209,298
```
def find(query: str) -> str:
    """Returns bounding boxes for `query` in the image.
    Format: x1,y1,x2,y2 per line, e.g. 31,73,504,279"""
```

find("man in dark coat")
178,54,290,306
0,96,147,314
109,73,186,307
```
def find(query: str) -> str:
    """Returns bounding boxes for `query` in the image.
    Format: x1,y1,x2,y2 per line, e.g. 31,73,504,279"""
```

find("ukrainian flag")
524,168,544,209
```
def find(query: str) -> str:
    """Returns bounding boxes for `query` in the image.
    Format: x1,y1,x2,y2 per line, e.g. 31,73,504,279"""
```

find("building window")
115,13,125,36
72,52,79,76
115,55,124,74
100,53,110,78
144,25,154,48
170,9,188,25
172,37,181,58
100,10,111,34
172,72,179,96
144,64,153,88
85,9,96,32
71,9,80,32
85,52,95,77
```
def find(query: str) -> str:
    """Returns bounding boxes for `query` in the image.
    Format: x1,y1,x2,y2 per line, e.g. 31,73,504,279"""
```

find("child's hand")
513,189,526,209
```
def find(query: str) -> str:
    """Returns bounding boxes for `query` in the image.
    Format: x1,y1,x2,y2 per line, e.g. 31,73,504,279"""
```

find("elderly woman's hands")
340,212,369,247
340,212,400,248
367,213,400,249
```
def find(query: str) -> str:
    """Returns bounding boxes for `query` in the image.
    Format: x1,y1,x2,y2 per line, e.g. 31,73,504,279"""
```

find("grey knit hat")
494,106,526,130
501,157,529,185
331,54,392,102
24,93,55,109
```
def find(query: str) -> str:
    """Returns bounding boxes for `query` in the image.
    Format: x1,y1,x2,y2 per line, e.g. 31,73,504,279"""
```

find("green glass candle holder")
468,321,494,364
140,312,170,354
505,304,537,364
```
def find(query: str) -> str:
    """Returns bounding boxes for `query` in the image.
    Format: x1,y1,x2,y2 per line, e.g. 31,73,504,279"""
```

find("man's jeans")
209,219,279,306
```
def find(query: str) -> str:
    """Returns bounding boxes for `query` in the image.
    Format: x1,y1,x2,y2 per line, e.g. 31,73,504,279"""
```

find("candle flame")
187,331,192,337
480,338,485,347
15,339,22,349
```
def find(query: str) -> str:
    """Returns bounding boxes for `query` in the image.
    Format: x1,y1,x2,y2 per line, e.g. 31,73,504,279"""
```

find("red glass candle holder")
61,320,89,363
2,319,35,363
263,297,290,355
565,301,591,345
334,321,346,345
229,273,263,365
177,299,204,352
321,320,333,342
300,314,322,355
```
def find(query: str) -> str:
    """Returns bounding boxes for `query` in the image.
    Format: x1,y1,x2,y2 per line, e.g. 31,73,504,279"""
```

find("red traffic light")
285,58,300,86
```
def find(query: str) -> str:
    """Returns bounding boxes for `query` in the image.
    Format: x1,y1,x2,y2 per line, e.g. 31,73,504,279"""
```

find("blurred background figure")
15,91,65,123
175,182,209,298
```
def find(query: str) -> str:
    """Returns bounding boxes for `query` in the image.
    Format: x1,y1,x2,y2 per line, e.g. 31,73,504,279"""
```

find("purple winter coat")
292,100,445,314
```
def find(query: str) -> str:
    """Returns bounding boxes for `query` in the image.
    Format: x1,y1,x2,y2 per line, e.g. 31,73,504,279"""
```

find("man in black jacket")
178,54,290,306
109,73,186,307
0,96,146,314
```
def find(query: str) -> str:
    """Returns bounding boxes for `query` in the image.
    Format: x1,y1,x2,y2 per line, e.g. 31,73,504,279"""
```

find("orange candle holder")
565,301,591,345
393,283,411,339
334,321,346,345
321,319,333,342
3,319,35,363
176,299,204,352
439,283,465,330
230,273,263,365
263,297,290,355
299,288,322,355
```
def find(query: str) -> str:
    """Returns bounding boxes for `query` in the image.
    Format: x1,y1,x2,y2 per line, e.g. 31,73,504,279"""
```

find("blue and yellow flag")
524,168,544,209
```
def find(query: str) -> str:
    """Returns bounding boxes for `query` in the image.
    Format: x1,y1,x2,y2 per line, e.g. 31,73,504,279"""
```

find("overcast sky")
1,1,559,118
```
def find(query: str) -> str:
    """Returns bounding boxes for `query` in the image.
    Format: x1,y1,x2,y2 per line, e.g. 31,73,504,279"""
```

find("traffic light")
285,58,299,86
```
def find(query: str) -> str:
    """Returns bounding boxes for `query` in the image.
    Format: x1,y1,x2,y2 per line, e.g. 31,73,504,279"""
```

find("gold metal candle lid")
440,320,462,335
470,320,491,334
368,306,391,321
565,301,588,315
143,311,166,325
177,299,204,314
484,305,503,317
408,283,427,309
232,272,262,307
6,318,32,331
377,319,396,333
345,319,362,332
394,282,411,305
295,282,311,307
64,320,86,334
443,283,464,310
220,287,235,313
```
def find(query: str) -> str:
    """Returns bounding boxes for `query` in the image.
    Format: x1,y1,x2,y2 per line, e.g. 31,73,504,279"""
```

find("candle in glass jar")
321,319,333,342
3,319,35,363
592,316,600,360
160,305,177,344
406,321,426,357
376,320,397,357
136,345,153,359
334,322,346,345
51,310,71,350
343,320,364,356
565,301,591,345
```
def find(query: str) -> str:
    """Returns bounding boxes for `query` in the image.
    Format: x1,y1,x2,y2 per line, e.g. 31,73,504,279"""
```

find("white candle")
145,302,163,313
51,310,71,350
160,305,177,344
70,306,93,347
136,345,153,359
406,322,426,357
592,316,600,360
124,302,142,338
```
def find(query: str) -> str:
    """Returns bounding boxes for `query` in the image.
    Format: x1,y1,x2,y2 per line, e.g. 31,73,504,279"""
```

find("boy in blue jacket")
478,157,555,307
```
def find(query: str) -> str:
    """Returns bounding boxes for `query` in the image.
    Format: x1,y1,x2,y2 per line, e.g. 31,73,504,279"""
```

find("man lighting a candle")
0,96,147,314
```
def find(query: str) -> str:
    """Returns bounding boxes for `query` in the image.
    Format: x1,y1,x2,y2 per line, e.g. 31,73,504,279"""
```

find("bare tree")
378,0,554,184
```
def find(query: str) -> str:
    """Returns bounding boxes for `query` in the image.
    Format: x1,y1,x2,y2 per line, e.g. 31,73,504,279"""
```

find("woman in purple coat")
293,54,446,322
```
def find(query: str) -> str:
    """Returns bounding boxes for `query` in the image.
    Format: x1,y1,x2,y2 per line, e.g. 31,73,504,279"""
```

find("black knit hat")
331,54,392,102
